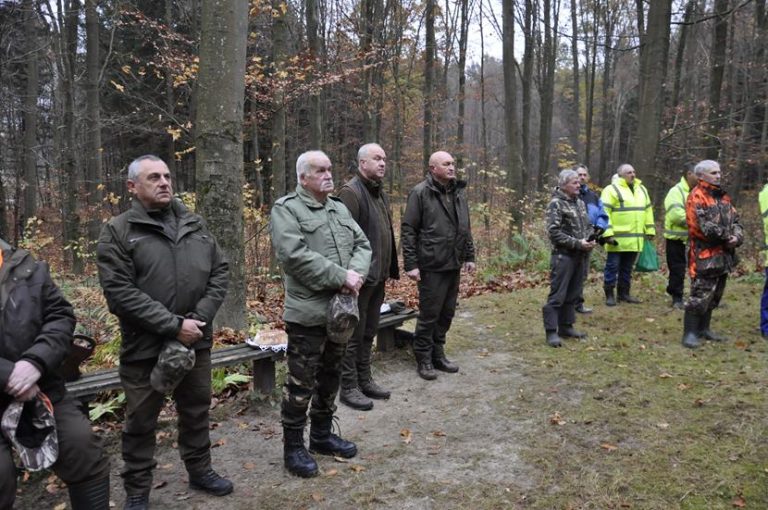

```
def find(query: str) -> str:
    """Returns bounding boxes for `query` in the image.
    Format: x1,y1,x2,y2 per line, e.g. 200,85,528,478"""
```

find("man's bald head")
428,151,456,185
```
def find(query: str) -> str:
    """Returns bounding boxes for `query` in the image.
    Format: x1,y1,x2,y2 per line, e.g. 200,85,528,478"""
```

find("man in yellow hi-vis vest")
663,163,697,309
760,182,768,338
600,164,656,306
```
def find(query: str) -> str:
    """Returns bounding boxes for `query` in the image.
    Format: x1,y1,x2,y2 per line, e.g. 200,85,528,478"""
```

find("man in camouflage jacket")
681,160,743,348
542,170,596,347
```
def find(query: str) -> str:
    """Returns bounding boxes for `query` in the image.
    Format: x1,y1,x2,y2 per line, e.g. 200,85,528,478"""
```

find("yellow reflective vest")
663,176,691,241
760,183,768,265
600,176,655,252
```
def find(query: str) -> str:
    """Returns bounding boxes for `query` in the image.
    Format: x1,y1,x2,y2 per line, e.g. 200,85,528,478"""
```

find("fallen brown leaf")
549,412,566,426
658,372,673,378
311,493,325,502
432,430,447,437
400,428,413,444
243,462,255,470
732,495,746,507
153,481,167,490
212,438,227,448
600,443,618,451
325,469,338,476
350,464,366,472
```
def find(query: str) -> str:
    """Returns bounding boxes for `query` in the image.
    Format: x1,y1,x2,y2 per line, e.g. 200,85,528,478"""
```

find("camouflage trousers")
686,273,728,315
0,396,110,509
282,322,345,430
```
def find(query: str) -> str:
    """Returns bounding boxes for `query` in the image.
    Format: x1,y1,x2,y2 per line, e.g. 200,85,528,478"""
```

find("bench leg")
252,357,276,396
377,327,395,352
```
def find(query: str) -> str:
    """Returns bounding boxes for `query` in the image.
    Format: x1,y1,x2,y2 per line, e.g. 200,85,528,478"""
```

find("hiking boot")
68,475,110,510
617,284,641,304
671,297,684,310
575,304,593,314
681,311,702,349
558,325,587,339
604,285,616,307
283,428,318,478
433,356,459,373
189,468,233,496
309,417,357,458
340,387,374,410
359,380,391,400
417,362,438,380
546,331,562,347
700,311,727,342
124,494,149,510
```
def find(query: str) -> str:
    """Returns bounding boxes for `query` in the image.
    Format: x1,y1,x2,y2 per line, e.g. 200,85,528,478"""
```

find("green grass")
450,271,768,509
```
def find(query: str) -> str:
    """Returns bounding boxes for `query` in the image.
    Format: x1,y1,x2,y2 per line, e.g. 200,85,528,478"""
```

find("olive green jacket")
270,185,371,327
96,199,229,361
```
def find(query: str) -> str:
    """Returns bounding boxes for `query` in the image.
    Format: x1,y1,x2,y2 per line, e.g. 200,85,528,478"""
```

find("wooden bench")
66,344,284,399
65,309,417,399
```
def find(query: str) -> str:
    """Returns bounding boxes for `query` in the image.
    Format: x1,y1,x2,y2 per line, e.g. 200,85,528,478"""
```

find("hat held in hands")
1,392,59,471
151,340,196,393
326,293,359,343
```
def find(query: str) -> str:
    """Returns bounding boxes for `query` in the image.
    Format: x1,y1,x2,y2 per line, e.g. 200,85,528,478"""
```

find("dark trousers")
686,274,728,315
282,323,345,430
0,395,110,509
576,252,592,307
666,239,687,300
413,269,461,362
543,252,587,331
341,281,385,389
119,349,212,495
603,251,638,287
762,269,768,335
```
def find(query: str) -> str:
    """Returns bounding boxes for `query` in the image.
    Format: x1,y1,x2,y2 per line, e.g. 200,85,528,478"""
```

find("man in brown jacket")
337,143,399,410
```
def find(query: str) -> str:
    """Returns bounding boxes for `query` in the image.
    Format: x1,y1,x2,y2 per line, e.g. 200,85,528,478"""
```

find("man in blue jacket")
574,165,609,313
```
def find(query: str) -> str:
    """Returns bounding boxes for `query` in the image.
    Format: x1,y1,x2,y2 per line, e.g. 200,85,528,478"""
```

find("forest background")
0,0,766,343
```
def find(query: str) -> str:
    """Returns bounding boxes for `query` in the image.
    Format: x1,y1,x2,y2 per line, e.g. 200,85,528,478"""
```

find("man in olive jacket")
1,239,110,509
401,150,476,381
337,143,399,411
270,150,371,478
96,155,231,509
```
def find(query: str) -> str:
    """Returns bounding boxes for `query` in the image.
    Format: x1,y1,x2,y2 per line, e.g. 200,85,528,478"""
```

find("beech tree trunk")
196,0,249,330
84,0,103,244
22,0,39,234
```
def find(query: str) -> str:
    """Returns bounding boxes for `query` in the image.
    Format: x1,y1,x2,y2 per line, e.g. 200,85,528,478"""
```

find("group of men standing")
543,160,743,350
269,146,475,477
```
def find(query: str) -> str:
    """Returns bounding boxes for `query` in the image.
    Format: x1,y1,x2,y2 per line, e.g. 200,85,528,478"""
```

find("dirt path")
17,304,540,509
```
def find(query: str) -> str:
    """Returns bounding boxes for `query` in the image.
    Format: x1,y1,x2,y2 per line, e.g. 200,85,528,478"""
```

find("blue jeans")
761,269,768,335
603,252,638,287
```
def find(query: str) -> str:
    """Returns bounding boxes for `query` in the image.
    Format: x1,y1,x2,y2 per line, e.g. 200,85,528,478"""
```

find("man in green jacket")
97,155,231,509
401,151,476,381
270,150,371,478
663,163,697,309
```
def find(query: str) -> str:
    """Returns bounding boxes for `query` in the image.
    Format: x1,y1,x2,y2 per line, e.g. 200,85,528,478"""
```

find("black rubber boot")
283,428,318,478
123,494,149,510
68,476,110,510
309,417,357,458
700,310,727,342
546,330,562,347
682,311,702,349
604,285,616,307
617,284,641,303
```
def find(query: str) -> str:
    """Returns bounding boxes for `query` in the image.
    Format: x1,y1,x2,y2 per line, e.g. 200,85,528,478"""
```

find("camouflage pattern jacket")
546,188,591,253
686,180,744,279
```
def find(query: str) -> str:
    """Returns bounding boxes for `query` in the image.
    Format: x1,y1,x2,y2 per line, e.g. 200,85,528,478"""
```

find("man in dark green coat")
337,143,399,411
96,155,231,509
270,150,371,478
401,151,476,381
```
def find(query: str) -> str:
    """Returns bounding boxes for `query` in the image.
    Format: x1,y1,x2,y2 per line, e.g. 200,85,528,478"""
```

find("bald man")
401,151,476,381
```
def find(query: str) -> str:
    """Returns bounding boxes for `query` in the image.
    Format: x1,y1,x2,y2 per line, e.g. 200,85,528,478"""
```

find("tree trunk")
703,0,729,159
270,0,288,201
22,0,39,235
502,0,523,234
195,0,249,330
84,0,103,245
521,0,533,192
536,0,558,191
423,0,436,170
455,0,470,171
569,0,580,159
632,0,672,180
306,0,323,147
671,0,695,109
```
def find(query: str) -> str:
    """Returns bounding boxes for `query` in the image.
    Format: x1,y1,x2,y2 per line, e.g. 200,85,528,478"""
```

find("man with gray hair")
543,169,596,347
337,144,399,411
599,164,655,305
270,150,371,477
97,155,231,509
681,160,742,348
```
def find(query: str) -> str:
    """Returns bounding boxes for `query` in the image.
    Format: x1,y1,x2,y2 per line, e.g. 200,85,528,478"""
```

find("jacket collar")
678,176,691,193
296,184,336,210
553,187,578,202
698,179,725,197
426,173,465,193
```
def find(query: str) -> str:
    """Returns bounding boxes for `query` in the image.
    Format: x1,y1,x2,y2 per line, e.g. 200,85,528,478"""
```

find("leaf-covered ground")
14,271,768,509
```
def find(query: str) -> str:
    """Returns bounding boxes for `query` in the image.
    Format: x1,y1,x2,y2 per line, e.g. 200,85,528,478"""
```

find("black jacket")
0,240,75,407
401,173,475,272
96,199,229,361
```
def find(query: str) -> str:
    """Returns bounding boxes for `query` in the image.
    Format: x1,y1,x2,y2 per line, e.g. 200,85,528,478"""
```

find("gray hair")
357,143,383,164
558,169,579,187
616,163,635,176
693,159,720,177
127,155,164,180
573,164,588,173
296,150,329,181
